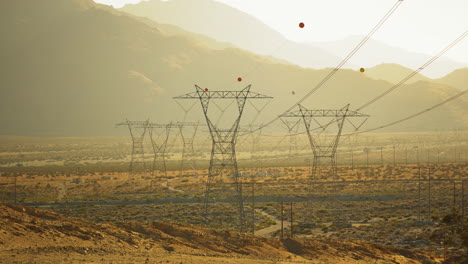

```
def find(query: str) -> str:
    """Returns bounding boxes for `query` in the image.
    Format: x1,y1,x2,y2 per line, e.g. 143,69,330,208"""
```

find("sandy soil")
0,204,440,264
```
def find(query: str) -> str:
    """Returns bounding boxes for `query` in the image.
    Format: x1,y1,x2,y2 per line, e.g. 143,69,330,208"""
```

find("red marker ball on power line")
204,88,208,91
237,77,242,82
360,68,365,73
299,22,305,28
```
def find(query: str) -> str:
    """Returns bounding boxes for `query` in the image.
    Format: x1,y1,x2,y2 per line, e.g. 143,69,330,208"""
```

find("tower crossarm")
173,85,273,100
280,108,369,118
146,123,174,129
116,120,150,127
176,121,207,127
116,121,174,129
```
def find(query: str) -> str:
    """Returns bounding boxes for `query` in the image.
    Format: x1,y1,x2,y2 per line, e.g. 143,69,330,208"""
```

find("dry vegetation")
0,204,440,264
0,131,467,263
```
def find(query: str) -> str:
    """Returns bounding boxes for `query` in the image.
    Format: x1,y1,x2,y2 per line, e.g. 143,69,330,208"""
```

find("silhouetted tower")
177,121,200,176
281,104,368,179
245,124,263,159
117,120,149,176
239,124,264,177
280,117,302,159
174,85,272,232
147,122,173,180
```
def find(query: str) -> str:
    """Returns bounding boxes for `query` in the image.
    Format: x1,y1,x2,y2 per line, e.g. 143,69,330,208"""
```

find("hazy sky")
94,0,467,64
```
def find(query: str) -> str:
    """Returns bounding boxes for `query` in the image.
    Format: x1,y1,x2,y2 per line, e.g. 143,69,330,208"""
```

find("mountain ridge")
121,0,467,78
1,0,467,136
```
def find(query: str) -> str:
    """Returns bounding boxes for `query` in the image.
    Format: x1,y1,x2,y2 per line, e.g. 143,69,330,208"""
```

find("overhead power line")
356,30,468,111
347,88,468,136
243,0,405,135
245,87,468,139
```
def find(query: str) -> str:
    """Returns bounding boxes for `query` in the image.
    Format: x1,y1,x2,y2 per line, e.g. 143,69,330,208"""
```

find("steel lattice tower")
241,124,264,177
177,121,200,176
174,85,272,232
117,120,150,176
280,118,302,159
147,122,173,181
281,104,368,178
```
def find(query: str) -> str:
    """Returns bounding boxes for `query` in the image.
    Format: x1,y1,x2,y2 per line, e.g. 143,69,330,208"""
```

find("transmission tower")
147,122,173,182
280,117,302,159
238,124,264,178
177,121,200,177
174,85,272,232
117,120,150,176
281,105,368,179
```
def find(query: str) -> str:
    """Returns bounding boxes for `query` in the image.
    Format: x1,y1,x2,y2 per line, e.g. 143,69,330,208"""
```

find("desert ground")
0,131,467,263
1,203,440,264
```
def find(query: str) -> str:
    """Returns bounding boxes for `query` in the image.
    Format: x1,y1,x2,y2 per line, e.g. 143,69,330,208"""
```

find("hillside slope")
364,63,430,84
120,0,345,69
435,68,468,91
364,64,467,92
313,36,467,78
0,204,438,263
121,0,466,78
1,0,467,136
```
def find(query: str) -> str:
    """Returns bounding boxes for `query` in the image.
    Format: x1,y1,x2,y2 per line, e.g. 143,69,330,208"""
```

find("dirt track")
255,209,290,237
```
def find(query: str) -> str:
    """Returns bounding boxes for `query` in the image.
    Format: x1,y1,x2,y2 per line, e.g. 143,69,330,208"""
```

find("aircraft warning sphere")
299,22,305,28
237,77,242,82
360,68,365,73
205,88,208,91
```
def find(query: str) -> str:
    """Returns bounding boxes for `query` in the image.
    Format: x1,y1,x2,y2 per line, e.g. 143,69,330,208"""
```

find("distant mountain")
363,64,467,92
120,0,346,69
122,1,467,78
434,68,468,91
313,36,467,78
1,0,467,136
364,64,430,84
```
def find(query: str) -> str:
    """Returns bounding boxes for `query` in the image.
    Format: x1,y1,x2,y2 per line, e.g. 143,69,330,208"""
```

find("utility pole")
443,229,447,262
280,201,284,240
366,148,370,168
14,174,17,203
252,182,255,235
405,147,408,165
380,147,384,165
418,166,421,221
427,149,430,165
290,202,294,238
453,181,456,207
462,180,465,222
428,167,432,222
415,146,420,165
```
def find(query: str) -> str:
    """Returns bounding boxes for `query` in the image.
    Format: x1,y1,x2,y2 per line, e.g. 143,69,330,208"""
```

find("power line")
242,87,468,139
242,0,405,135
252,30,467,138
346,88,468,136
356,30,468,111
286,0,404,112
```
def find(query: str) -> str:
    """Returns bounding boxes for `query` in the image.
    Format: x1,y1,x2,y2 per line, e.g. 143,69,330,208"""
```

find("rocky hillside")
0,204,439,263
